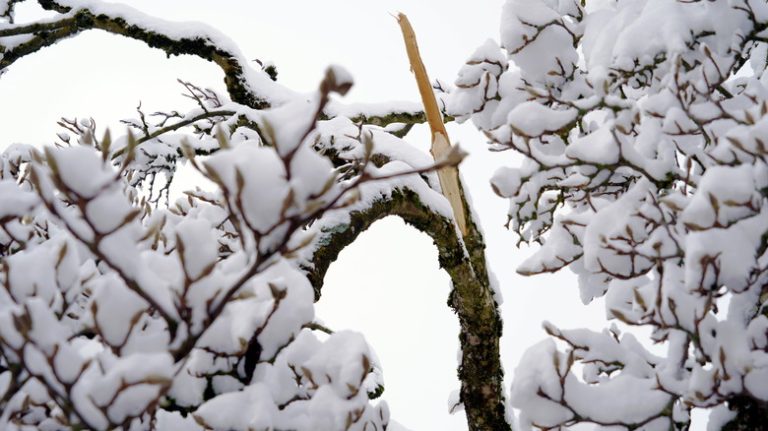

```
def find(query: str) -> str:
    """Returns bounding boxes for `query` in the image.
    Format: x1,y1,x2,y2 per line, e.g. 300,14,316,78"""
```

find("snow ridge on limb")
1,0,293,108
451,0,768,429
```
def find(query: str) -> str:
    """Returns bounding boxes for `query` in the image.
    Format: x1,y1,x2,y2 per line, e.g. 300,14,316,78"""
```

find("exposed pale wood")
396,12,468,236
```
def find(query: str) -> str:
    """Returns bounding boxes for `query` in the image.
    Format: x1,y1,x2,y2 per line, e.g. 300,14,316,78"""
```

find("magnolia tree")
1,0,767,430
450,0,768,429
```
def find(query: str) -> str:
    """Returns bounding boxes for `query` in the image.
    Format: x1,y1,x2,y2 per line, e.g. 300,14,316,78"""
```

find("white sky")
0,1,645,430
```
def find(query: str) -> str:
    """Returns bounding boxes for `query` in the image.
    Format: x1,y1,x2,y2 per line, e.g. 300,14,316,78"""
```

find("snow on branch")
0,0,292,108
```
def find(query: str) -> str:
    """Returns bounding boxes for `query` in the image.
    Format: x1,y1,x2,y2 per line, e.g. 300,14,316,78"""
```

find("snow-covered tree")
0,1,506,430
450,0,768,429
4,0,768,430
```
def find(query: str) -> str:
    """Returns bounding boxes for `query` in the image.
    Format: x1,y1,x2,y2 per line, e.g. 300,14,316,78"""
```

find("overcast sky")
1,2,620,430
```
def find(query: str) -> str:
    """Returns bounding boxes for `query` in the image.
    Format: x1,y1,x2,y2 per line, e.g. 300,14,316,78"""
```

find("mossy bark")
305,187,509,430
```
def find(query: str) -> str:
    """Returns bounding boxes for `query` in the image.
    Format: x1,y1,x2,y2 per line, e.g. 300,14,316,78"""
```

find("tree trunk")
304,186,509,430
723,396,768,431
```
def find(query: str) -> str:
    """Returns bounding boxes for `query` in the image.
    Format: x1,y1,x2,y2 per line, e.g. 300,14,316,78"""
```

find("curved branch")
0,1,443,131
0,0,282,108
303,186,508,430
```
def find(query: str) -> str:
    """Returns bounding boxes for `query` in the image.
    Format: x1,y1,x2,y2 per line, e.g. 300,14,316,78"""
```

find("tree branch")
1,1,277,108
143,111,233,141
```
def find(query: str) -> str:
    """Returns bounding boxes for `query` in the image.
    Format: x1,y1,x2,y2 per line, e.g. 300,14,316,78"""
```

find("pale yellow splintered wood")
396,12,468,237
